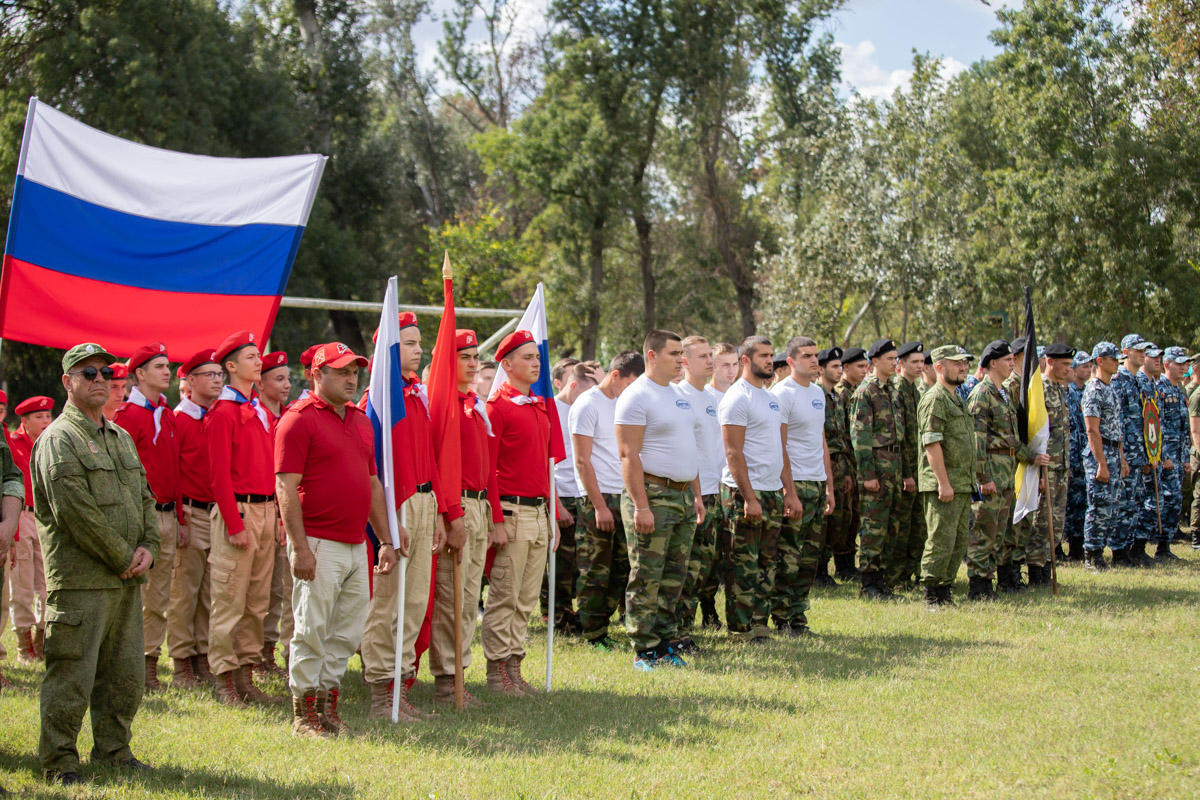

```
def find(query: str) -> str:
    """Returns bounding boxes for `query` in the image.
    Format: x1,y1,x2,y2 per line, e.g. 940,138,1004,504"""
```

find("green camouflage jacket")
917,383,976,493
892,374,920,477
834,379,859,475
851,374,907,483
1043,379,1070,471
968,374,1030,491
823,383,854,476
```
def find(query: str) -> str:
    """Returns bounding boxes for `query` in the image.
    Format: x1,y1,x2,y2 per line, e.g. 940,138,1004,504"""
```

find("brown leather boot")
367,680,416,722
400,678,438,720
292,693,330,739
433,674,483,708
256,643,283,677
172,657,200,689
319,688,353,736
485,659,523,696
16,628,38,664
192,654,215,683
144,655,162,692
235,665,284,705
32,627,45,660
507,655,542,696
214,671,248,708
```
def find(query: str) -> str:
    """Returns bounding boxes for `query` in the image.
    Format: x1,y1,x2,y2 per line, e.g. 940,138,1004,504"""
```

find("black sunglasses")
70,366,115,381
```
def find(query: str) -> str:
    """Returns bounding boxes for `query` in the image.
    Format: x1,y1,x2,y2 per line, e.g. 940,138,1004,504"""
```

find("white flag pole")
391,503,407,723
546,458,557,693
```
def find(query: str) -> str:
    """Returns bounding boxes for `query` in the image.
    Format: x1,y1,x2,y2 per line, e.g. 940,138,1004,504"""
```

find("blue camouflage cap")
1164,346,1190,364
1145,342,1163,358
1071,351,1093,368
1093,341,1120,360
1120,333,1150,351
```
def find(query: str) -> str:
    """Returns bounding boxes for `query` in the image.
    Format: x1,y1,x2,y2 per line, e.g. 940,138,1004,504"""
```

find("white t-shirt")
553,398,579,497
678,380,723,495
771,376,827,482
718,379,784,492
568,386,623,495
614,375,700,484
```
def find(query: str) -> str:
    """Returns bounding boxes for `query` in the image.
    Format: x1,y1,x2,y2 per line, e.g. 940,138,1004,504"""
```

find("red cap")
129,342,169,371
0,390,7,405
110,363,129,380
373,312,420,344
15,396,54,416
215,331,258,365
311,342,368,370
261,351,288,373
180,348,218,378
300,344,321,367
496,329,536,361
456,329,479,351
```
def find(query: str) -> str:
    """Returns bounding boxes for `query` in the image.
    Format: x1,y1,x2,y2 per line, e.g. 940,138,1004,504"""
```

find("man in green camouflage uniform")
1001,337,1034,586
1027,343,1075,585
816,347,851,586
826,347,866,580
918,346,976,607
33,344,160,784
852,339,907,597
889,342,926,589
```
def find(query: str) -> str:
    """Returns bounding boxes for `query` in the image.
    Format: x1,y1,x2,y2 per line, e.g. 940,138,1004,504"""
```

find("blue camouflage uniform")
957,373,979,404
1154,361,1189,541
1111,364,1147,550
1066,376,1089,539
1134,367,1165,542
1082,345,1125,553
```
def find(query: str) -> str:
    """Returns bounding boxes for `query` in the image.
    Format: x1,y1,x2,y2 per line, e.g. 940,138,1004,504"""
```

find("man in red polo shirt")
102,363,129,421
167,348,222,687
205,330,283,707
359,312,447,721
483,330,563,696
7,395,54,663
428,330,492,707
113,342,184,692
277,342,398,738
257,350,293,675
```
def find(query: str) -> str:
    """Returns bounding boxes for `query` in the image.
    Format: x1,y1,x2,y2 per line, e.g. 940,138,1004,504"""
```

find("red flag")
427,253,461,516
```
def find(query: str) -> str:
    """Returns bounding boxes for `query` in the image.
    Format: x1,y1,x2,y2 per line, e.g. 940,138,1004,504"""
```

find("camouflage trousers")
40,585,144,774
822,460,858,561
1181,464,1194,534
676,494,722,633
621,484,696,653
1066,469,1088,539
696,500,729,613
576,494,630,641
1028,467,1068,568
541,495,581,625
1084,446,1124,551
1120,465,1148,545
1140,464,1181,544
968,487,1013,579
857,451,901,577
772,481,825,628
921,493,970,588
887,483,926,586
722,487,783,641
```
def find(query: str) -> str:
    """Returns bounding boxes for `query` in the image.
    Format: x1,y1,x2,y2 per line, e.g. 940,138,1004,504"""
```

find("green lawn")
1,552,1199,799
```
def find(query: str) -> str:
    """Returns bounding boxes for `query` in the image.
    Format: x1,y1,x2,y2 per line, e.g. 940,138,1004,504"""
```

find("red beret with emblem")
261,351,288,374
215,330,258,365
300,344,321,367
311,342,368,370
15,396,54,416
496,329,536,362
373,312,420,345
456,329,478,351
110,363,128,380
180,348,218,378
129,342,170,371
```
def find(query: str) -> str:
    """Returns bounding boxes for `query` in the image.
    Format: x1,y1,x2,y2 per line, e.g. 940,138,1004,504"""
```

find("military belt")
414,481,433,493
873,444,900,453
988,447,1015,457
500,494,545,507
643,472,692,491
235,493,274,504
155,501,176,513
1101,437,1120,447
462,489,488,501
182,497,214,512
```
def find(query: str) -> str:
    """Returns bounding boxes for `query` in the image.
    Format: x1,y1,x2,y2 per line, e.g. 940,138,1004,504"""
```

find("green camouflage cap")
62,342,118,373
931,345,968,362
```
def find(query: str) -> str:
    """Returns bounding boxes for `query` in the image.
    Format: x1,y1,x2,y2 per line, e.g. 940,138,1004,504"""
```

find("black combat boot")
923,584,940,609
859,571,886,599
814,558,838,587
1109,547,1132,567
699,598,722,629
936,584,956,607
1129,539,1153,568
1054,543,1067,562
996,564,1015,594
1027,563,1048,588
1084,549,1108,571
1155,542,1180,562
967,575,993,601
1010,563,1029,592
1067,535,1085,562
834,552,858,581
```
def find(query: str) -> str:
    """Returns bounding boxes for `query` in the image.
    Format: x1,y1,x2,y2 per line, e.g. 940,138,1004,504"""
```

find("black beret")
897,341,923,359
980,340,1011,368
817,347,843,366
1010,336,1027,355
772,352,788,369
841,347,866,365
867,338,897,360
924,352,933,365
1044,342,1075,359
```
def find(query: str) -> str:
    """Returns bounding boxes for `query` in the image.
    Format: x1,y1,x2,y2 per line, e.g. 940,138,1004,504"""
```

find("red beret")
496,329,536,361
456,329,478,350
372,312,420,345
179,348,218,378
261,351,288,373
15,396,54,416
110,363,128,380
129,342,169,371
0,390,7,405
300,344,320,367
311,342,368,370
215,331,259,365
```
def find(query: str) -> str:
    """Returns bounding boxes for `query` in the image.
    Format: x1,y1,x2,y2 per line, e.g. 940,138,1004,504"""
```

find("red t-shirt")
486,382,551,523
275,396,375,544
112,400,182,516
459,390,490,493
174,406,213,504
357,381,447,513
8,426,33,508
205,391,276,535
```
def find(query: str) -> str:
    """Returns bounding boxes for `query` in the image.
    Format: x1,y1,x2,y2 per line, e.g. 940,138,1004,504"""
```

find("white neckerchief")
219,385,270,432
475,395,493,437
174,396,208,421
128,386,166,444
298,388,310,401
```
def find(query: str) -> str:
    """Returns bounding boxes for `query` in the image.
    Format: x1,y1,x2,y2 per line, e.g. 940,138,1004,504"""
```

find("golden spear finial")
442,250,453,280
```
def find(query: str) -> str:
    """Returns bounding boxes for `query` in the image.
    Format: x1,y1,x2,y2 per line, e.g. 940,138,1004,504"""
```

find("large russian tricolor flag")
0,97,326,356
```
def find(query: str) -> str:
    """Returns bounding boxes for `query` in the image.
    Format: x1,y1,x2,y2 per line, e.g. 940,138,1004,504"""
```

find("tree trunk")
842,282,881,348
701,130,756,336
329,309,366,357
583,216,605,360
635,214,655,331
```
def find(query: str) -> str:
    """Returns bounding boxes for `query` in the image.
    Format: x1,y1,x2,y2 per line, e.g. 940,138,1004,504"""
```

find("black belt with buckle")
462,489,488,501
235,493,274,504
182,497,215,512
500,495,545,507
155,501,176,513
874,444,900,454
415,481,433,493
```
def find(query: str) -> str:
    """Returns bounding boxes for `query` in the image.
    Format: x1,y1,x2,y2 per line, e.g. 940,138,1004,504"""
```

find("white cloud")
836,40,969,100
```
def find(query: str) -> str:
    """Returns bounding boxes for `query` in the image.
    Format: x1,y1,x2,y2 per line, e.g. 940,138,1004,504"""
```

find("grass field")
1,552,1198,799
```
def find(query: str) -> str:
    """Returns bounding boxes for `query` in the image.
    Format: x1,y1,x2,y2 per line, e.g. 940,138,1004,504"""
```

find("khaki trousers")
360,491,435,683
287,538,368,694
207,501,278,675
10,509,47,630
481,502,549,662
263,541,294,649
142,509,178,656
167,505,212,659
0,553,10,660
429,496,489,677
